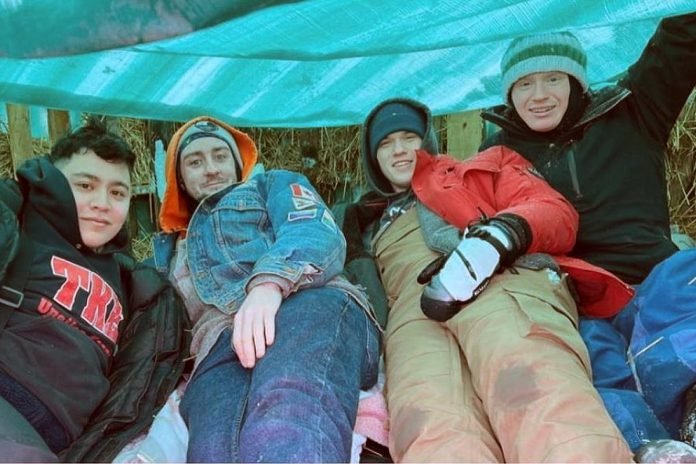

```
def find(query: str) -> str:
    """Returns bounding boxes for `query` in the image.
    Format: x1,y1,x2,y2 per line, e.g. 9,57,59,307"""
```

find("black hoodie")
0,156,129,447
481,12,696,285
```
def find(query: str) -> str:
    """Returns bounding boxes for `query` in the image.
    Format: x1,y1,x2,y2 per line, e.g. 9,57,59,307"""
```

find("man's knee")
0,439,59,463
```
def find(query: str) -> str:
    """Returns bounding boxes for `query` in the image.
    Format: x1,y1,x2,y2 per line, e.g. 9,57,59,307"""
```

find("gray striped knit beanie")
501,32,588,101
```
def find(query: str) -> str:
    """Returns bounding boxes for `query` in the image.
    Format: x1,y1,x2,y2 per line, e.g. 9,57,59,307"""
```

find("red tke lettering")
50,256,123,343
51,256,90,309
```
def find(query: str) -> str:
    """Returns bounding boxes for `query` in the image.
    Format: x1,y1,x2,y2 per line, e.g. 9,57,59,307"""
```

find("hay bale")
666,88,696,239
130,233,155,263
248,126,362,205
116,117,155,189
0,132,15,179
112,118,159,261
0,130,51,178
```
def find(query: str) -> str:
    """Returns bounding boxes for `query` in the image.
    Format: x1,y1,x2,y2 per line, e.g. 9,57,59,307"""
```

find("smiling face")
179,136,239,201
511,71,571,132
375,130,423,193
56,149,131,250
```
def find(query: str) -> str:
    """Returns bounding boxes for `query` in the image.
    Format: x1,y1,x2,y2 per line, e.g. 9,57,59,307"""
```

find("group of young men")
0,10,695,464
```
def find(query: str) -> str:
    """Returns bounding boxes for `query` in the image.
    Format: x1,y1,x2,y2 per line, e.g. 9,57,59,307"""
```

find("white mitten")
420,224,511,321
438,233,504,300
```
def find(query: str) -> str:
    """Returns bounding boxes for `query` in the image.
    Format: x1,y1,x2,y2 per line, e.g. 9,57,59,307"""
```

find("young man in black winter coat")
481,12,696,458
0,123,188,462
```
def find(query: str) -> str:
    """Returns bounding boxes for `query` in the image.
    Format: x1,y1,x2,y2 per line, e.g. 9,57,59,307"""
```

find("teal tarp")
0,0,695,127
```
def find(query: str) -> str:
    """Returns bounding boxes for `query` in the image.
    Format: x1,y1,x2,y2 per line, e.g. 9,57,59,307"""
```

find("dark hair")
48,120,135,170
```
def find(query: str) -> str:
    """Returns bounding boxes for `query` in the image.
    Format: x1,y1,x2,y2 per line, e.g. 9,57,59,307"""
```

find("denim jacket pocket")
212,197,270,274
214,196,267,243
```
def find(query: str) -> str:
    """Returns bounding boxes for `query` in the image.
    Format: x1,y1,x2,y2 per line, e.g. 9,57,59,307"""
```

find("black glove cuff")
467,213,531,266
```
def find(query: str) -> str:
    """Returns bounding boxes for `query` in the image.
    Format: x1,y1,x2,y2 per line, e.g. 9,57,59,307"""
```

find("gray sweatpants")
0,395,58,462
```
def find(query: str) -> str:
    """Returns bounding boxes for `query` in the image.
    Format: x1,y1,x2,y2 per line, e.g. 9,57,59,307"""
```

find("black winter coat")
481,12,696,284
61,253,190,462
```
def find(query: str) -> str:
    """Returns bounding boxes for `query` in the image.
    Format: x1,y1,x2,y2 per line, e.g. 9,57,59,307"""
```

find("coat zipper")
566,145,583,199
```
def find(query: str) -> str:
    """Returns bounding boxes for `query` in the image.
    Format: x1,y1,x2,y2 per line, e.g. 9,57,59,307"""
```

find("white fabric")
113,386,188,463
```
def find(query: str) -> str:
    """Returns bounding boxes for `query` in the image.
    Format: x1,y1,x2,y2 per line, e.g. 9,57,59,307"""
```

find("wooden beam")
446,109,483,160
47,109,71,144
5,103,33,172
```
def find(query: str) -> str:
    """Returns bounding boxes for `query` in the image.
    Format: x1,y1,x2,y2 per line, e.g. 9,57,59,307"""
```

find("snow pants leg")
375,209,631,462
443,268,632,462
580,316,670,450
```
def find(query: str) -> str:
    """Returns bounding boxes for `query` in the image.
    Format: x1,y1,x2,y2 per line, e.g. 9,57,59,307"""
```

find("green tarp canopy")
1,0,695,127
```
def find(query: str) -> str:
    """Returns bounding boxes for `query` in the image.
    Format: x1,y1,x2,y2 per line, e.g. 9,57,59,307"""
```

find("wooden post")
432,115,445,150
47,109,71,144
446,109,483,160
6,103,33,172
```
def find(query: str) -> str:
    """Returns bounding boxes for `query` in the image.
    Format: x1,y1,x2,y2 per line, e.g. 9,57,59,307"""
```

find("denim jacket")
153,169,374,319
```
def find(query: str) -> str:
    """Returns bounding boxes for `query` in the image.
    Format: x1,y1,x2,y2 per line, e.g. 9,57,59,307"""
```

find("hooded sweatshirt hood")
17,156,129,253
159,116,258,233
360,98,439,198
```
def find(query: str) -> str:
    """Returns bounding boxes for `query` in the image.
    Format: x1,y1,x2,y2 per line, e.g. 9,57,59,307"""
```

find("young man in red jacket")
340,97,635,462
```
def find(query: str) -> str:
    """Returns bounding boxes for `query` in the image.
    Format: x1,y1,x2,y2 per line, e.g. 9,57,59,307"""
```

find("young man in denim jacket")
152,116,380,462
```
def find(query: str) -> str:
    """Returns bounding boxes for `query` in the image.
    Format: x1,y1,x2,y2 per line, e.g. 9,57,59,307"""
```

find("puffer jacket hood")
159,116,258,234
360,98,439,198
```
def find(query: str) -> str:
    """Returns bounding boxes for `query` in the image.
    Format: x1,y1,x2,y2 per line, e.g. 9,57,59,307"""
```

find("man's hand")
419,224,511,321
233,282,283,368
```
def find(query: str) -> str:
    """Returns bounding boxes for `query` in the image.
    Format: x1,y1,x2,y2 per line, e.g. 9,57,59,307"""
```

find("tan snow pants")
375,209,632,462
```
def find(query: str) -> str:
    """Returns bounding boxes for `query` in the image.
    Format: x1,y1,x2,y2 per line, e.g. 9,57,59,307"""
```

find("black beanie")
368,102,426,160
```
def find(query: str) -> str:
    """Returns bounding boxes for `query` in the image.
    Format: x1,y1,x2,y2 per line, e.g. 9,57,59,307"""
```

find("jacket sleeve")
249,170,346,294
337,200,390,330
0,179,22,281
0,178,23,215
62,256,191,463
622,12,696,146
492,148,579,255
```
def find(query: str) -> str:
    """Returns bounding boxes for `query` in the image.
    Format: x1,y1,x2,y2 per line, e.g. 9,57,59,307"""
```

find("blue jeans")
582,250,696,449
180,286,380,463
581,313,670,451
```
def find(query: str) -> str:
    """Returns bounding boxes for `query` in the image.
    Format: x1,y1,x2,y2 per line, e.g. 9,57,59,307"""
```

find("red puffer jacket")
412,146,634,318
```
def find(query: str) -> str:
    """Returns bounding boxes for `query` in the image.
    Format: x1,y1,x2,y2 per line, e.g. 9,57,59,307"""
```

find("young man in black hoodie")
0,123,188,462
